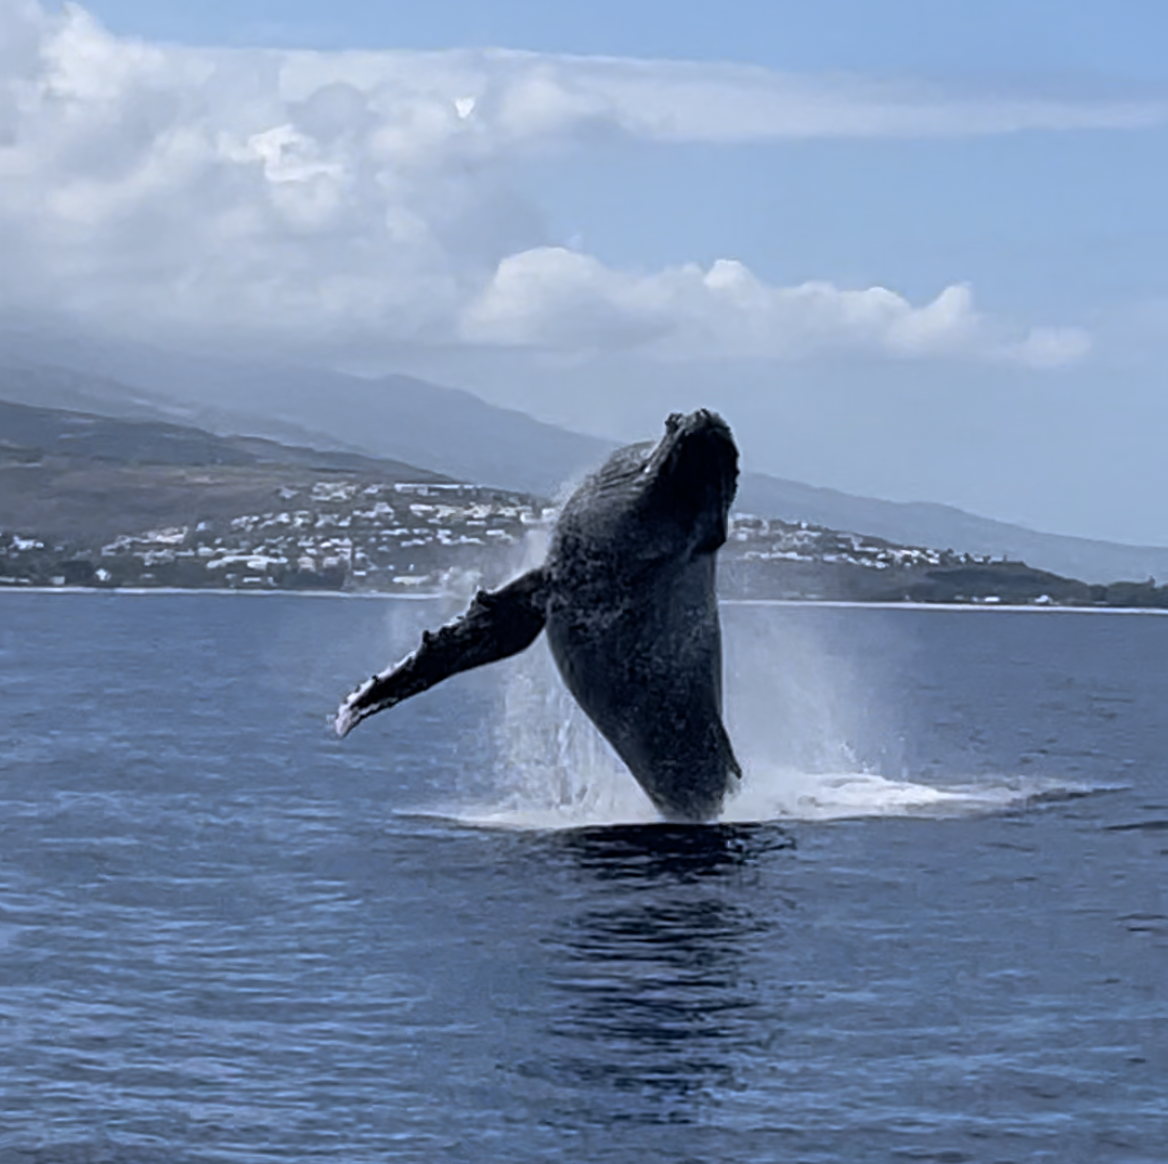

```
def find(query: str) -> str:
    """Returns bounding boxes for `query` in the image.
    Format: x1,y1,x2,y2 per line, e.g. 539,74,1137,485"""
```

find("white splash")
458,636,662,830
438,588,1097,831
720,766,1090,823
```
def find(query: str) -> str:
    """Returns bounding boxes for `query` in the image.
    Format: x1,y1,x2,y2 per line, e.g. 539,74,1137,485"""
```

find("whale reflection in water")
526,824,794,1127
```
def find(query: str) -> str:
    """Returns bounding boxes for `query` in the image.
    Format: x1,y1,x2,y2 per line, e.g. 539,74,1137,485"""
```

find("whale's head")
554,409,740,565
643,409,739,553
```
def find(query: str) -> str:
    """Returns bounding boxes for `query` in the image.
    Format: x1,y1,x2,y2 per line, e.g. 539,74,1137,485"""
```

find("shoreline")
3,586,1168,616
0,585,439,600
723,598,1168,616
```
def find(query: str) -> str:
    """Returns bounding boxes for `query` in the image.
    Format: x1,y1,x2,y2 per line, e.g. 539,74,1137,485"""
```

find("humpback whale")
335,409,742,822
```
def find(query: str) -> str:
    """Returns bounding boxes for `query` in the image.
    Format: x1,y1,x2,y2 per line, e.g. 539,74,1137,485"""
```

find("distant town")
0,475,544,591
3,396,1168,607
4,470,1166,608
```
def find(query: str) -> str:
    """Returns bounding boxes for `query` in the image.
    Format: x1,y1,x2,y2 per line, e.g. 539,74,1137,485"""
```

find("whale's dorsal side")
334,567,549,738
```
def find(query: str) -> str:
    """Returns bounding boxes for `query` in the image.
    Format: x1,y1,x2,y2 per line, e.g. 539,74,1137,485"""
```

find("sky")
2,0,1167,543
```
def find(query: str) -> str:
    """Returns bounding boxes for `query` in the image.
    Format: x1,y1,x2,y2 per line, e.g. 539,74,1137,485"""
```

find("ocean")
0,592,1165,1162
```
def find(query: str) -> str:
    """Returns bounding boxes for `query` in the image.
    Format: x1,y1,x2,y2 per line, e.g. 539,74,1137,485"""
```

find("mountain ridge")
4,394,1144,607
5,396,1168,611
0,397,454,544
3,325,1166,583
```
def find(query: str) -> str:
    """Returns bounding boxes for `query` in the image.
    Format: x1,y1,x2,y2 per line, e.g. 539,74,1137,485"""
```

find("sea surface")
0,591,1165,1163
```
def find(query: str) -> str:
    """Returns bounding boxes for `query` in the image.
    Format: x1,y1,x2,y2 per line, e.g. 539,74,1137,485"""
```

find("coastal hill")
4,326,1168,585
0,398,452,544
0,398,548,591
3,397,1167,609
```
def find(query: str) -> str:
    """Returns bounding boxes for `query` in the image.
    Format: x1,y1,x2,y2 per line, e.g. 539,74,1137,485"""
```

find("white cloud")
0,1,1102,367
461,251,1089,367
272,42,1168,147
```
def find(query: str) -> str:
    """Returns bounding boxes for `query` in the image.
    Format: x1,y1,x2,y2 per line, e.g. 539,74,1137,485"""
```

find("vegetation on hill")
3,398,1167,608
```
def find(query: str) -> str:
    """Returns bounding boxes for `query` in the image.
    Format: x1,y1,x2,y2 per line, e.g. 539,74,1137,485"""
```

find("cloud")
0,1,1100,367
462,252,1089,367
274,42,1168,148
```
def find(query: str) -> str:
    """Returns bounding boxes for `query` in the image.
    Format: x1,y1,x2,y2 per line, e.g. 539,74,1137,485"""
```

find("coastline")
722,598,1168,616
0,586,439,600
4,586,1168,615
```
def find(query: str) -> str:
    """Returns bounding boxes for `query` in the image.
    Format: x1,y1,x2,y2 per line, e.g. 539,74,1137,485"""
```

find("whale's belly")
544,555,737,820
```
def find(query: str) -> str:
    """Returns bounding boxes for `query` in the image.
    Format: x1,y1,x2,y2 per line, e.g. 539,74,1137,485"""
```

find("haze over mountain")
4,321,1168,585
0,321,607,499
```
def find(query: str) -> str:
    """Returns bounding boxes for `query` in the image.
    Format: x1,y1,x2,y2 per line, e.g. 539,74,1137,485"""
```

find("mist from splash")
447,521,661,829
363,518,1096,830
445,546,1089,830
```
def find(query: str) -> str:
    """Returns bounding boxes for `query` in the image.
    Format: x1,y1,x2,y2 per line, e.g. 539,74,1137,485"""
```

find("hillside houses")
4,477,1163,607
0,481,554,591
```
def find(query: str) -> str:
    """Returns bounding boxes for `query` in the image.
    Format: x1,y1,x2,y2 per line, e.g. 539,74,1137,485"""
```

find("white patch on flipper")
333,655,411,737
334,676,374,737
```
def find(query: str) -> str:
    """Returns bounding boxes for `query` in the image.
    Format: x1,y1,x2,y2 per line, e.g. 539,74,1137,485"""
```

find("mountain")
4,319,1167,584
0,397,447,476
0,323,609,498
0,398,452,543
0,358,376,457
7,397,1168,610
733,474,1168,588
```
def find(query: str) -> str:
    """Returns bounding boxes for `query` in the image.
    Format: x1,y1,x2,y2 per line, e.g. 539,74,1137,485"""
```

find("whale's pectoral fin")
334,568,549,738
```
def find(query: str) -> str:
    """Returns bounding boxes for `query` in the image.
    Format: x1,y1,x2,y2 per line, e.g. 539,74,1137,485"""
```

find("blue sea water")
0,592,1165,1162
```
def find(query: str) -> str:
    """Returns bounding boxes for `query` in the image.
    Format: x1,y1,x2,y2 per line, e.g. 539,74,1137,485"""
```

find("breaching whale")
335,409,742,822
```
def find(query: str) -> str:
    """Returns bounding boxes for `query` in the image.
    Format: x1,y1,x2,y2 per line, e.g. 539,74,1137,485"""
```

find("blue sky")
79,0,1168,79
7,1,1168,543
